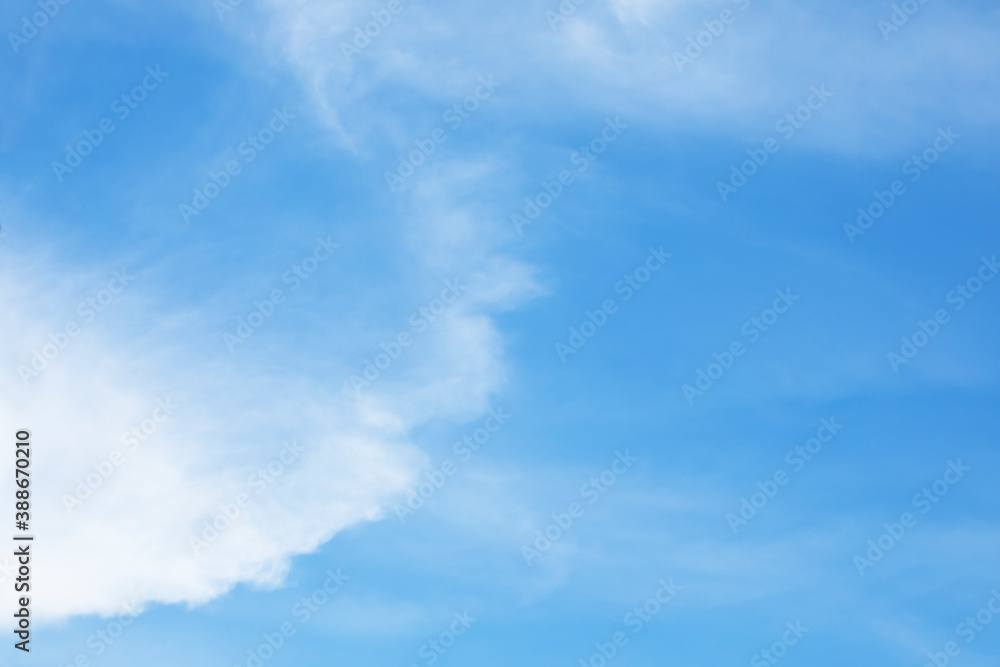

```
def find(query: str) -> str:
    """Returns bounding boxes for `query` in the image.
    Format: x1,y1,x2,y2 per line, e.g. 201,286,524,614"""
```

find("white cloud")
0,262,418,619
252,0,1000,159
0,155,539,622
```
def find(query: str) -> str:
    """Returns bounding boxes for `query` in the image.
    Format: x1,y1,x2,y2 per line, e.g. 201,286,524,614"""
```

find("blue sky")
1,0,999,665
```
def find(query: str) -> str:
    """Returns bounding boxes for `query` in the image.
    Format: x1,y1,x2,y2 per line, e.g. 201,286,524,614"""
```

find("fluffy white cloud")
0,158,538,622
0,259,415,619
